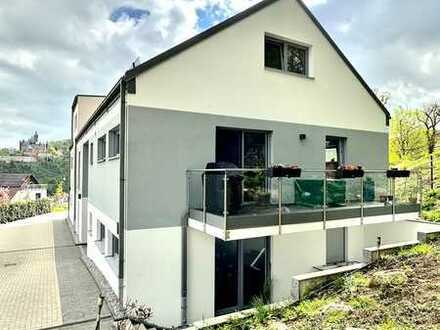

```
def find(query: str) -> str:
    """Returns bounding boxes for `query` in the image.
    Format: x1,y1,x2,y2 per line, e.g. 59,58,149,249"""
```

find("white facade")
128,0,387,133
10,186,47,202
125,227,183,326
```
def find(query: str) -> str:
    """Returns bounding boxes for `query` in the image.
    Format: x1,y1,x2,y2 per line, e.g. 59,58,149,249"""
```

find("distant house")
0,173,47,202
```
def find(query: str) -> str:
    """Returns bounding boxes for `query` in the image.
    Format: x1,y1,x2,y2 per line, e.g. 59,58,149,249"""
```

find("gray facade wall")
126,106,388,231
82,99,121,224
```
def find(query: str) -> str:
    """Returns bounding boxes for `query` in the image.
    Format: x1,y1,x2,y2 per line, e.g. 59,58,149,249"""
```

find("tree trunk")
430,153,434,190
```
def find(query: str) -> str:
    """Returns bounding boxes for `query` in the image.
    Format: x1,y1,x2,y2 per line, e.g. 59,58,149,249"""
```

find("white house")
68,0,424,327
0,173,47,202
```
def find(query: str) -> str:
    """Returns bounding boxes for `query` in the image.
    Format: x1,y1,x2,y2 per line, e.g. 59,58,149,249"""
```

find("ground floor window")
99,222,105,241
112,235,119,256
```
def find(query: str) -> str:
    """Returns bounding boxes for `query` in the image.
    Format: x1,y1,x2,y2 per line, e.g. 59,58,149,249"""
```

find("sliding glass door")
216,128,270,204
215,237,270,315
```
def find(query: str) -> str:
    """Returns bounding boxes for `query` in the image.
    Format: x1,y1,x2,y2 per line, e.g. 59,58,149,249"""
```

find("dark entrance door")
215,237,269,315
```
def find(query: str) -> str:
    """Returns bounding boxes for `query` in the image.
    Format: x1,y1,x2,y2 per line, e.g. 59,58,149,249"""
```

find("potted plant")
256,191,271,206
335,164,364,179
386,168,410,178
268,164,301,178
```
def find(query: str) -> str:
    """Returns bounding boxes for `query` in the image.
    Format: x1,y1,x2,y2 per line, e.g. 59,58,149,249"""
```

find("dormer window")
265,36,308,76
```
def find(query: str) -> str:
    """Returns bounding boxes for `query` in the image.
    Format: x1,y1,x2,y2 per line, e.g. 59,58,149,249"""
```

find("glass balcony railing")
186,168,421,236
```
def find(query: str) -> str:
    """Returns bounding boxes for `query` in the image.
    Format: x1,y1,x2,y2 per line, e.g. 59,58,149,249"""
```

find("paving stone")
0,217,112,329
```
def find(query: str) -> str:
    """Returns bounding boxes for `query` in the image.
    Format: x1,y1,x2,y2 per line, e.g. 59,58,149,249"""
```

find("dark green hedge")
0,199,51,224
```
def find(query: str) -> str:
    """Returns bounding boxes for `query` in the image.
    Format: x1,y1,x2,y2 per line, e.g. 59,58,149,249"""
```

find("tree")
389,108,425,165
417,102,440,189
54,180,64,201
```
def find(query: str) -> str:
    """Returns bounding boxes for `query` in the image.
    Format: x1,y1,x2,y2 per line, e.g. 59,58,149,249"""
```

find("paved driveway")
0,213,112,330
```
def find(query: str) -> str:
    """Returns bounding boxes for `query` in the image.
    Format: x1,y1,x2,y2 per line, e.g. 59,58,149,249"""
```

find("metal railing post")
360,176,364,225
392,177,396,222
202,172,207,232
278,177,282,235
323,175,327,230
223,172,228,240
186,172,191,218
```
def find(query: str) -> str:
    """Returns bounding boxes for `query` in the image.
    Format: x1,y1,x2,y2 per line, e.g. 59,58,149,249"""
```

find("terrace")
187,167,421,241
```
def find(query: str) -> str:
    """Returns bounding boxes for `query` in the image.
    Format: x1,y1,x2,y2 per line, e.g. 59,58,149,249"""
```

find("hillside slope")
212,242,440,330
0,139,70,194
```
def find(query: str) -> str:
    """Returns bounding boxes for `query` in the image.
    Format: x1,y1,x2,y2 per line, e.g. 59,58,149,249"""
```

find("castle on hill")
19,131,48,157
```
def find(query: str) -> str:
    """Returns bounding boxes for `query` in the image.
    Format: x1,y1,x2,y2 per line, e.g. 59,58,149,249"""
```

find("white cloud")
3,0,439,148
0,50,38,71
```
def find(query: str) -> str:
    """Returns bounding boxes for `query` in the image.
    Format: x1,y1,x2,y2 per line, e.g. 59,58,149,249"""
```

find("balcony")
186,168,421,240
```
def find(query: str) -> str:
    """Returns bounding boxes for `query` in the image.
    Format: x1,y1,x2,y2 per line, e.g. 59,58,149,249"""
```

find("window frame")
112,235,119,256
90,142,94,165
108,125,120,159
264,35,310,77
97,134,107,163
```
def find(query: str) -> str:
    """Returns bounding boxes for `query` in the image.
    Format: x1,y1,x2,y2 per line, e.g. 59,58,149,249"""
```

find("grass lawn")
209,242,440,330
51,202,68,213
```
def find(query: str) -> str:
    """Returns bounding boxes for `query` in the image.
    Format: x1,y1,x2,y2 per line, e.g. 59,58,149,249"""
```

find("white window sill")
97,158,106,164
264,67,315,80
108,154,120,161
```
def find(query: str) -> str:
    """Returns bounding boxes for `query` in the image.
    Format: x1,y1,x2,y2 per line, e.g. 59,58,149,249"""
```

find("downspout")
181,215,188,326
119,79,126,305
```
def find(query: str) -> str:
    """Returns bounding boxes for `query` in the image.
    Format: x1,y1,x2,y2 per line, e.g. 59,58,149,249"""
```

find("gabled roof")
124,0,390,123
76,0,391,142
0,173,39,188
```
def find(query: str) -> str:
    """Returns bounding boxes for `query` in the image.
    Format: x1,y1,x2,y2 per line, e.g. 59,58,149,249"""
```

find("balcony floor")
188,202,421,240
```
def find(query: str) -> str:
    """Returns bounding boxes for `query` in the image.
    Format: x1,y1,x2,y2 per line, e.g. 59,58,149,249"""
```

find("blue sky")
0,0,439,148
110,6,150,24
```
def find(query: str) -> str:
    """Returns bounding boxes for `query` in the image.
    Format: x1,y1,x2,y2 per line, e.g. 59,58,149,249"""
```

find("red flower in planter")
336,164,364,178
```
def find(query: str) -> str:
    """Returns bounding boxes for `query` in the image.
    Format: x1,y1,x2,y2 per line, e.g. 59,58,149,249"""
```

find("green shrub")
343,272,370,293
399,243,434,257
324,309,347,326
422,189,440,211
348,295,378,310
295,297,334,317
251,296,272,324
423,210,440,222
0,199,51,223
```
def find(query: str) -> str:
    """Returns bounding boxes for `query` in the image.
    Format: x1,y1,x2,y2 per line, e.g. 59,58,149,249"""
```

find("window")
97,135,106,162
112,235,119,256
97,221,105,241
90,142,94,165
265,36,308,76
325,136,346,178
109,125,120,158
